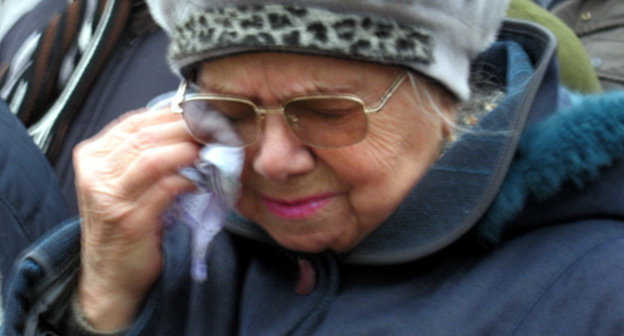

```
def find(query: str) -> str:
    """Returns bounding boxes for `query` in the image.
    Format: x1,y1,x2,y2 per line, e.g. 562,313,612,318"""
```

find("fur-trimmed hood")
479,90,624,244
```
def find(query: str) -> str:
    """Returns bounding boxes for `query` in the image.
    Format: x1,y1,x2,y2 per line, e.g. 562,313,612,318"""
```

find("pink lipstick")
262,194,333,219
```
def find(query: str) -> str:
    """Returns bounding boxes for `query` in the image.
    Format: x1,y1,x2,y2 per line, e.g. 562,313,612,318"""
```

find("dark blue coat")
0,100,67,294
3,19,624,336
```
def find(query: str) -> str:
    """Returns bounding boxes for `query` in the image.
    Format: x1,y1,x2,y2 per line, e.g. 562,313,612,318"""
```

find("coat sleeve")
2,219,150,336
2,221,80,336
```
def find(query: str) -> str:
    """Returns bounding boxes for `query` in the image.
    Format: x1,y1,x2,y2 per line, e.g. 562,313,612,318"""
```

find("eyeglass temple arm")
171,80,188,113
366,72,407,113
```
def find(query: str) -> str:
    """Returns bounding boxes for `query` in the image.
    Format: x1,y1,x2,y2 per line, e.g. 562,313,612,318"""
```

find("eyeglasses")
171,72,407,148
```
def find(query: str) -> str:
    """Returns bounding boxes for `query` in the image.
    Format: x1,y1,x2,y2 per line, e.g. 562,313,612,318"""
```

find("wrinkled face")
198,53,455,253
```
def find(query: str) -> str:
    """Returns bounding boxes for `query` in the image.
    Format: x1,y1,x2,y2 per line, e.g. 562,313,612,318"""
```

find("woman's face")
198,53,455,253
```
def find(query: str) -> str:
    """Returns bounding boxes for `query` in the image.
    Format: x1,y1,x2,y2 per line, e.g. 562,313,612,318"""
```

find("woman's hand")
73,108,200,330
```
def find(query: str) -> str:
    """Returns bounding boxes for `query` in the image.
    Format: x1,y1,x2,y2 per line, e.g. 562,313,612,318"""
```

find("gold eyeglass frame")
170,71,408,147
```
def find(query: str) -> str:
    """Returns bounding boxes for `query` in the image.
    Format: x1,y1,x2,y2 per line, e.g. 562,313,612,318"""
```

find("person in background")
0,0,178,217
551,0,624,90
3,1,624,335
508,0,601,93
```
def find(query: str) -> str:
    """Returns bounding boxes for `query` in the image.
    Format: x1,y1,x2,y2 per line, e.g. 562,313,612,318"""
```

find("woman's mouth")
261,194,334,219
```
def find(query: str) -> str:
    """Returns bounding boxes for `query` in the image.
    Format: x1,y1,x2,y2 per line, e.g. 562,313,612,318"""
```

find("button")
591,57,603,68
581,11,592,21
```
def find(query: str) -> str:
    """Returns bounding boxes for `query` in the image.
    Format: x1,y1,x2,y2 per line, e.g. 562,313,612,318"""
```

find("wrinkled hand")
74,108,200,330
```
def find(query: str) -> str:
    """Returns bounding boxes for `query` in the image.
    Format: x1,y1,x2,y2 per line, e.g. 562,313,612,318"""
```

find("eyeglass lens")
182,99,258,146
181,97,368,147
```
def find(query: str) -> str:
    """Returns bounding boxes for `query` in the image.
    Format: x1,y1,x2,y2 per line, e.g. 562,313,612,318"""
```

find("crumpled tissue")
148,92,244,282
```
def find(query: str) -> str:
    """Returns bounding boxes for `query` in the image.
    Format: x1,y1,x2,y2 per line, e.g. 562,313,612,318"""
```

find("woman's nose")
251,115,315,182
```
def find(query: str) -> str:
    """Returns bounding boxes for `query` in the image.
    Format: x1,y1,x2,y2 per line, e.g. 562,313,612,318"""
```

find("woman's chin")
269,229,358,254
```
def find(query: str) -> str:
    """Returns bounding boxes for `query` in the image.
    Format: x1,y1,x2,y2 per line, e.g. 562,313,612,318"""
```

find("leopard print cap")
169,5,433,75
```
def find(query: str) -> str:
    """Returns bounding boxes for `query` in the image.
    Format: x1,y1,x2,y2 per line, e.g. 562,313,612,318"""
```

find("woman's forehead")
197,52,401,96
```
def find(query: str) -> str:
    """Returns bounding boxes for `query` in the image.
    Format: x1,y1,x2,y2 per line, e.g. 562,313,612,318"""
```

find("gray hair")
405,70,506,149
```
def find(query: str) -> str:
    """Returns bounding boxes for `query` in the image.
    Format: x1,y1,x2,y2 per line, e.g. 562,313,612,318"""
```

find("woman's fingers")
118,142,200,206
76,113,197,191
133,173,198,222
85,117,192,170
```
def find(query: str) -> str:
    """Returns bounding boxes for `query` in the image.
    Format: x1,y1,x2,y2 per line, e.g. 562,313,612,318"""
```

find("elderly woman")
4,0,624,335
